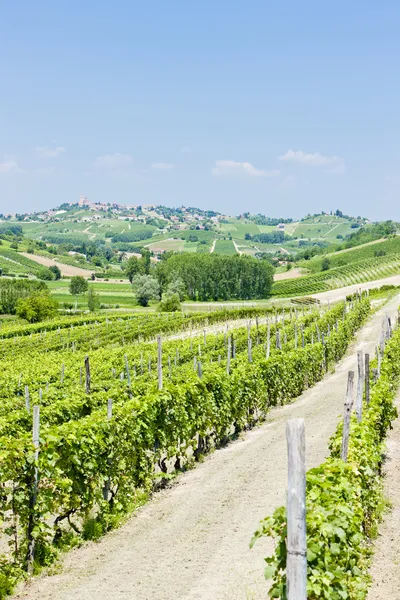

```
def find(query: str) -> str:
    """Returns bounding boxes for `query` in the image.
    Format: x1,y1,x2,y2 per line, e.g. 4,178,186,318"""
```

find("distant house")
277,223,285,231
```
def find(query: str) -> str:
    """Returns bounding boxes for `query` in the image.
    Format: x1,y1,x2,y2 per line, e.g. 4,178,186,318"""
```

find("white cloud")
35,146,65,158
95,153,133,170
279,149,342,166
151,162,174,170
212,160,280,178
180,145,192,153
0,160,23,174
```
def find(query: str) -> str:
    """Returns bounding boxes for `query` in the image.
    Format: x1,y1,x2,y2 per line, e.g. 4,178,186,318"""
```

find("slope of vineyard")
272,254,400,297
0,297,370,596
0,247,44,276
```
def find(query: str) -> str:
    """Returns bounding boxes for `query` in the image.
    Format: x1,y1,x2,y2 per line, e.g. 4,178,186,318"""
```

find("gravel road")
14,295,400,600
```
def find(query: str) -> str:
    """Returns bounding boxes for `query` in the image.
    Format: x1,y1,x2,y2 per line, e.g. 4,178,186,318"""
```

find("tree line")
155,253,274,301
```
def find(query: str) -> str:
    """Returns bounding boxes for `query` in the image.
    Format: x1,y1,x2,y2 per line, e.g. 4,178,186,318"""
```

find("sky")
1,1,400,220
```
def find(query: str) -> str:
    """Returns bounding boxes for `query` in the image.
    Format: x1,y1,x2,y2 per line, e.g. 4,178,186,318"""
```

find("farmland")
0,296,370,597
272,254,400,297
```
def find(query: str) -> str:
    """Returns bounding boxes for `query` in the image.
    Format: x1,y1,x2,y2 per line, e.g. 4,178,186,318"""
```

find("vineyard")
272,254,400,297
0,297,371,595
254,305,400,599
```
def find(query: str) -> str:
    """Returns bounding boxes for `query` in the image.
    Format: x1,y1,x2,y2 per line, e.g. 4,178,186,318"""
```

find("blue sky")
1,1,399,219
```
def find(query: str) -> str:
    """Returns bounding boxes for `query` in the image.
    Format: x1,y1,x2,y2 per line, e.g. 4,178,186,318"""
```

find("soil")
367,394,400,599
14,296,400,600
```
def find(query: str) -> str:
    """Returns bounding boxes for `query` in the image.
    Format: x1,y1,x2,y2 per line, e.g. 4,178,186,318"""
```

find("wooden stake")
26,405,40,575
227,335,231,374
341,371,355,462
124,354,131,391
248,336,252,363
286,418,307,600
25,385,30,413
85,356,90,394
197,360,202,378
365,353,370,406
355,350,364,422
157,336,163,391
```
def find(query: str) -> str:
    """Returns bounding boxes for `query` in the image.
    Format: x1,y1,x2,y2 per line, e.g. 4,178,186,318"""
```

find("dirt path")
274,267,303,281
367,394,400,599
20,253,94,277
312,274,400,303
15,296,400,600
232,240,242,255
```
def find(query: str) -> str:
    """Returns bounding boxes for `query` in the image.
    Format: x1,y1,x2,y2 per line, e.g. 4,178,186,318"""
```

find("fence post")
341,371,355,461
227,335,231,374
266,321,271,359
286,418,307,600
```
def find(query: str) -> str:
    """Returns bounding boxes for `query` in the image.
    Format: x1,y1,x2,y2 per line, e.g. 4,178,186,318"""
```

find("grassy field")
48,280,136,309
287,216,359,242
213,240,237,255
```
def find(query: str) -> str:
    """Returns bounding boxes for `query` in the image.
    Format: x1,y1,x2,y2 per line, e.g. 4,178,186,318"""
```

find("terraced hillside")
272,254,400,296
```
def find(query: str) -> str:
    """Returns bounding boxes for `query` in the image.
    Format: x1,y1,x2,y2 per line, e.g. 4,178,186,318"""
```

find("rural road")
312,273,400,303
15,295,400,600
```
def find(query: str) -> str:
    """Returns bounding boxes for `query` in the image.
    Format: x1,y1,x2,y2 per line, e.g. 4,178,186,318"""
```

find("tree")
132,275,160,307
166,277,186,300
49,265,62,280
321,258,331,272
37,267,54,280
125,256,143,282
69,276,89,309
159,292,181,312
87,286,100,312
16,293,58,323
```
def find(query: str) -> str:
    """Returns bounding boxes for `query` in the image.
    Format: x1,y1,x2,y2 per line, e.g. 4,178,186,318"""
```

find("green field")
213,240,237,255
272,254,400,297
302,236,400,273
48,280,136,309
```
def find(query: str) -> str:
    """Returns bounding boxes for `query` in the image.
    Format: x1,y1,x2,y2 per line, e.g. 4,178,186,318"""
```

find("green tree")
16,293,58,323
132,275,160,307
49,265,62,280
125,256,143,282
87,286,100,312
159,292,181,312
69,276,89,308
37,267,54,280
321,258,331,272
166,277,186,300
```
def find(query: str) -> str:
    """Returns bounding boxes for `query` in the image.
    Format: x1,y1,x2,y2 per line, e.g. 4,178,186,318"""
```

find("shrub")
159,292,181,312
16,293,58,323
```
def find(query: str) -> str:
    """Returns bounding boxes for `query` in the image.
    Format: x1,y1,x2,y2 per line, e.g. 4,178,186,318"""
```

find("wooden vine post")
26,405,40,574
157,335,163,391
341,371,355,461
85,356,91,394
355,350,364,422
286,418,307,600
365,353,370,406
227,335,231,374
